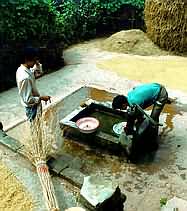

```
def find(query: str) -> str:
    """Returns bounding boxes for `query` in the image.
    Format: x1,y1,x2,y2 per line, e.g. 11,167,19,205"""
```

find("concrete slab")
80,175,126,211
69,157,83,170
47,153,83,175
47,154,73,174
60,168,85,189
161,197,187,211
0,131,24,152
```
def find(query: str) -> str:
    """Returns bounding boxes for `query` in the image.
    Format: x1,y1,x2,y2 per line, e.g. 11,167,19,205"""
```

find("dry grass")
144,0,187,52
97,54,187,92
0,162,33,211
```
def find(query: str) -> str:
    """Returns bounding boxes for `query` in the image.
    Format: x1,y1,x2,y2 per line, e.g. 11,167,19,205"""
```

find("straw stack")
144,0,187,53
23,105,60,211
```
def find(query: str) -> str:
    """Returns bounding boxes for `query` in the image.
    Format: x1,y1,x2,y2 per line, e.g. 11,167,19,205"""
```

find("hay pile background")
0,162,33,211
145,0,187,53
100,29,169,56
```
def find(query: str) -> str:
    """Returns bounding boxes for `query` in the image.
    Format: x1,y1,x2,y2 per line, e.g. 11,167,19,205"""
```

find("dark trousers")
126,85,168,134
151,85,168,122
25,104,38,122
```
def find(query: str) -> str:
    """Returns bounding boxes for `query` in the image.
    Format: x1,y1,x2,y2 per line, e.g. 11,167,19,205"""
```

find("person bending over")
112,83,169,135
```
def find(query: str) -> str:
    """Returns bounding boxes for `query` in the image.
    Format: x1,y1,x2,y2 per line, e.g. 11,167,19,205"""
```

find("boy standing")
16,47,51,121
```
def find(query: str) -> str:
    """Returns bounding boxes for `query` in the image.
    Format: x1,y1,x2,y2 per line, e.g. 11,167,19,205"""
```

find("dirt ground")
0,161,33,211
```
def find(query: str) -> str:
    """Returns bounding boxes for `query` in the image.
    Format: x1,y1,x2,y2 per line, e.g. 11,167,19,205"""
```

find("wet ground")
1,38,187,210
62,101,187,211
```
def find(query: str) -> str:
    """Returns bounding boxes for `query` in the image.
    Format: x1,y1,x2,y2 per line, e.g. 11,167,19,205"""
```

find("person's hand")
40,96,51,104
34,61,43,78
34,71,42,78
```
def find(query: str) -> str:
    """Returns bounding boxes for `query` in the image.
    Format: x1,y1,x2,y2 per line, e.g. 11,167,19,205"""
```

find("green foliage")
160,198,167,207
0,0,65,92
0,0,145,44
122,0,145,8
55,0,79,42
0,0,61,42
56,0,145,42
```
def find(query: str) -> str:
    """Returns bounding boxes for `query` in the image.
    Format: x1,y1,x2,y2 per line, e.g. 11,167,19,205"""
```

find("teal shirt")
127,83,161,108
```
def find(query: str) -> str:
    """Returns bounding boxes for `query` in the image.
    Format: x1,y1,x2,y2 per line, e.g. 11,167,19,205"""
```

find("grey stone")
0,131,24,152
69,157,83,170
0,130,7,139
161,197,187,211
48,153,74,174
180,173,186,180
60,167,85,188
48,153,83,174
80,175,126,211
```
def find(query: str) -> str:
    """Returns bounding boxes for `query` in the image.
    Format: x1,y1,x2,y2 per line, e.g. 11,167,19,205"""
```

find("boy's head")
24,47,38,68
112,95,128,110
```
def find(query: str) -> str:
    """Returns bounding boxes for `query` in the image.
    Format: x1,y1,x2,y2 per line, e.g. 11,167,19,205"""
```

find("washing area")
7,87,113,140
2,85,187,211
60,98,129,154
3,86,128,211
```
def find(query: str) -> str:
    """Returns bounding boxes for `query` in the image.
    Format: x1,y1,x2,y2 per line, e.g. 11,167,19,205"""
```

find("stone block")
80,175,126,211
0,131,24,152
47,154,73,174
161,197,187,211
60,168,85,188
48,153,83,175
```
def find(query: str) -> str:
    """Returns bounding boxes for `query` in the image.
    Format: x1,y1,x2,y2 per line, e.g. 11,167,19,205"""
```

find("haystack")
101,29,168,56
144,0,187,53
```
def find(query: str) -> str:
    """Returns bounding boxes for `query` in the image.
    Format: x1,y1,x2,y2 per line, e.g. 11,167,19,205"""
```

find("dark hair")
24,47,39,61
112,95,128,109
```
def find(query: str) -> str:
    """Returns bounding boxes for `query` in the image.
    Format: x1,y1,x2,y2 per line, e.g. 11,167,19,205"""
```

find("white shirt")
16,64,40,107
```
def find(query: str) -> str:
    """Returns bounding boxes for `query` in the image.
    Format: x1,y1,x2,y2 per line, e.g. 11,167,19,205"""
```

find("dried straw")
144,0,187,52
23,105,60,211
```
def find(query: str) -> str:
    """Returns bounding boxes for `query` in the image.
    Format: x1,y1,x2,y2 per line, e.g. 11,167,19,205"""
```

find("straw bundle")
144,0,187,52
23,105,60,211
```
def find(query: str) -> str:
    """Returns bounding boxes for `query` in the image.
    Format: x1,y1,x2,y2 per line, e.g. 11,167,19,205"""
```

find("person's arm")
20,79,51,106
135,104,162,126
31,61,43,78
125,106,136,135
19,79,40,106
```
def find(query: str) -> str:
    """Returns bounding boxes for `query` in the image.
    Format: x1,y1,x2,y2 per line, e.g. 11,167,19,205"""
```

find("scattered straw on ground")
97,54,187,92
100,29,170,56
0,161,33,211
